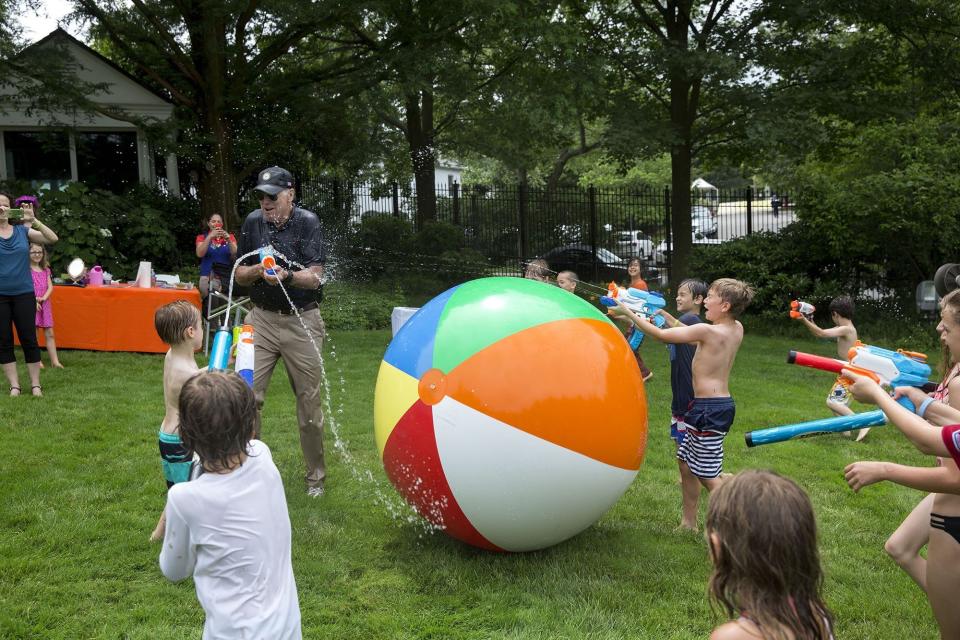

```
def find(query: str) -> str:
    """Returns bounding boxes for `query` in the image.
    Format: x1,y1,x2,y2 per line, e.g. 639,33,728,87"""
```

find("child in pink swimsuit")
29,243,62,368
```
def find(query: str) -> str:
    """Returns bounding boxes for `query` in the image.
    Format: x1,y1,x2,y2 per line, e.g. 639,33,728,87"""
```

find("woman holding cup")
0,193,58,396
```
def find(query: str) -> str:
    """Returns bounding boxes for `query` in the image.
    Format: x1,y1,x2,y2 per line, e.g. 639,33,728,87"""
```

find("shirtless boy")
611,277,754,531
150,300,204,541
793,295,865,439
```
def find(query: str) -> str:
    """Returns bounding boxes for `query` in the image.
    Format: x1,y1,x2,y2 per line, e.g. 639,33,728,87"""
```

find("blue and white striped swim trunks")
676,397,735,479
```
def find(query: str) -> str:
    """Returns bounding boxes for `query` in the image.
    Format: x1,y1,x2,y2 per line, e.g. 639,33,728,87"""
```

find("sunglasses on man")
255,190,281,201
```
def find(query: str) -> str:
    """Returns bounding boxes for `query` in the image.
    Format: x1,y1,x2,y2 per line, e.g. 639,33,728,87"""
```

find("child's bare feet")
52,362,64,368
678,520,698,533
855,428,870,442
150,511,167,542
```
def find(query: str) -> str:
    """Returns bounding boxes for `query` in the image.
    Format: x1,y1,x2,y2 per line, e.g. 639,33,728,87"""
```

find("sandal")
9,386,20,397
31,385,42,397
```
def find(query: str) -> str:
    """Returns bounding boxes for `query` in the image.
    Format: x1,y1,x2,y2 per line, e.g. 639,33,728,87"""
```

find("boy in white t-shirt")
159,371,301,639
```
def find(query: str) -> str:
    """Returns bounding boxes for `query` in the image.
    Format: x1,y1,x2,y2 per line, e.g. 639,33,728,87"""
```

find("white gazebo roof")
691,178,716,190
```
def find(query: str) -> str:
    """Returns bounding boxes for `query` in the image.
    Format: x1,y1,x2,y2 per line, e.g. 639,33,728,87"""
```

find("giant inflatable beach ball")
373,277,648,552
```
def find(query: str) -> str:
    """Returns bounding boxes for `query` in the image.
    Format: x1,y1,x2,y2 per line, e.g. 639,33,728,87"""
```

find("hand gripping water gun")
600,283,667,348
259,246,278,277
789,299,815,319
787,341,935,392
745,395,916,447
234,324,255,387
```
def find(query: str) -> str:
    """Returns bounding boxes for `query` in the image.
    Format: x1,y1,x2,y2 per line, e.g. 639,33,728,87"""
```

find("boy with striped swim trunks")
610,277,754,531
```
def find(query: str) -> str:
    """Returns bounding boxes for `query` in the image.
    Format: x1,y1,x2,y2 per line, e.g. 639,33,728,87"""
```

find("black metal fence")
299,178,796,283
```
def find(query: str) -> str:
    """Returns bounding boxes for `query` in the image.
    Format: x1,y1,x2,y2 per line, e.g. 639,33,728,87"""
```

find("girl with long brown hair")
707,470,834,640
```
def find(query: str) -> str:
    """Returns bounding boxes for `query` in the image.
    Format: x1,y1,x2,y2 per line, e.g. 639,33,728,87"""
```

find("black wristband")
283,270,294,285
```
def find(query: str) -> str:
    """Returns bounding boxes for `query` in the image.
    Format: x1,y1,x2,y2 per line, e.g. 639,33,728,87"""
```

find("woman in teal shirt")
0,193,58,396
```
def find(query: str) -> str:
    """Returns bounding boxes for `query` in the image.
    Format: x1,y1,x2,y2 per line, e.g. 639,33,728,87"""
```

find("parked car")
614,230,655,260
540,244,629,282
691,205,718,238
653,235,723,265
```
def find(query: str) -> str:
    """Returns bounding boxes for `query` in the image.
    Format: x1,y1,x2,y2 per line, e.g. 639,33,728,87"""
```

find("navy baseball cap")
253,166,294,196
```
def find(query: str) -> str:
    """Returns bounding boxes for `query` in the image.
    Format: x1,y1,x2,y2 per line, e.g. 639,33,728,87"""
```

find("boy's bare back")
161,350,201,434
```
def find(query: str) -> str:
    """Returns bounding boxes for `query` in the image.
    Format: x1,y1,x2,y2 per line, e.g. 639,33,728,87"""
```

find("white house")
0,28,179,194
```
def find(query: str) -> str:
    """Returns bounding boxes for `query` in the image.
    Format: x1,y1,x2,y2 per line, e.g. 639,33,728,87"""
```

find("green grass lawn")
0,330,940,639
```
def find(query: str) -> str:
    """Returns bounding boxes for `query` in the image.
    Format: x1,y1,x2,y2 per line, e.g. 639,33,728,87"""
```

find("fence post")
746,186,753,236
518,183,529,263
664,186,671,279
588,184,598,282
452,182,460,225
391,182,400,218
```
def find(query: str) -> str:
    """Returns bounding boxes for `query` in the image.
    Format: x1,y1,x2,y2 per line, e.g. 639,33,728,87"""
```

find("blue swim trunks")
676,397,736,479
158,430,193,488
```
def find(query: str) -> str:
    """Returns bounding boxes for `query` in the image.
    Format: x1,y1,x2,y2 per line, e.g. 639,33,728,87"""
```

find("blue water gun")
600,286,667,348
745,395,916,447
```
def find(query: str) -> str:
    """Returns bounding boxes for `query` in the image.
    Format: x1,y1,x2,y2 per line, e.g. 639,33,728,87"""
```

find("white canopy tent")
691,177,719,211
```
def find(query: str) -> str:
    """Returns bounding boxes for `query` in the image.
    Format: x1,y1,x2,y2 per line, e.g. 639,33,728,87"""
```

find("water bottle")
209,326,233,371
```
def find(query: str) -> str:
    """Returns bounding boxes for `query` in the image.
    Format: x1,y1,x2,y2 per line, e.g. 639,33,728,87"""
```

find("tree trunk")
666,0,693,286
195,12,241,230
404,89,437,230
198,122,240,230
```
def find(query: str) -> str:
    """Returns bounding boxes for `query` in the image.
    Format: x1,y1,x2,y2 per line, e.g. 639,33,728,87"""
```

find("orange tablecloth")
27,284,201,353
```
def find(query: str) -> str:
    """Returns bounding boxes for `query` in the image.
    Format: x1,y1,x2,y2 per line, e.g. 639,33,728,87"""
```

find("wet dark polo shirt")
237,206,325,312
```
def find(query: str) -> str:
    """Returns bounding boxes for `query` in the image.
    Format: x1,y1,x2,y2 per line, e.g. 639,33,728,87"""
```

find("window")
4,131,71,190
77,131,138,192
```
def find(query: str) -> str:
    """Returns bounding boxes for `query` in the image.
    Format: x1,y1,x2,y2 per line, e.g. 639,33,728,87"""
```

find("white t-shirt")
159,440,301,639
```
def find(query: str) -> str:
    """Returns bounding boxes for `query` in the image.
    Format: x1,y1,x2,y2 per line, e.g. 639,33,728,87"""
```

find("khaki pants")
249,306,326,489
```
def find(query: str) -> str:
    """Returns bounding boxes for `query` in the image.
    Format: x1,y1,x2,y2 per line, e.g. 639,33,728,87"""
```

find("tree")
448,12,611,194
69,0,374,227
344,0,554,228
572,0,782,283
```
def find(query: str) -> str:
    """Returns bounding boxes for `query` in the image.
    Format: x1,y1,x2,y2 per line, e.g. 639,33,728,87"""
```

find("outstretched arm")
843,370,949,456
796,315,850,340
609,300,708,344
845,460,960,493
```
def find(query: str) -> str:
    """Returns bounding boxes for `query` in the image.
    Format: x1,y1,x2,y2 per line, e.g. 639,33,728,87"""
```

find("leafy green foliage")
792,114,960,290
24,183,197,279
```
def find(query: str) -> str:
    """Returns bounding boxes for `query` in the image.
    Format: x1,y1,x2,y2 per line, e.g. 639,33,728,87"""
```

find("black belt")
259,302,318,316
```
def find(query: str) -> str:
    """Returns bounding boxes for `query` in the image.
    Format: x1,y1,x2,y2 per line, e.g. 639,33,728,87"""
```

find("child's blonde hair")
29,242,49,269
707,470,833,640
710,278,754,317
940,290,960,379
154,300,200,346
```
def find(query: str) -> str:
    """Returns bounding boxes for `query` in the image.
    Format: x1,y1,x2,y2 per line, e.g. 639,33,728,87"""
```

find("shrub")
11,182,199,280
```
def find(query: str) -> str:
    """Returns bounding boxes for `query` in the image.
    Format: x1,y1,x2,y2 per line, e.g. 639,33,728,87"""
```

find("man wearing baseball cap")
235,166,328,497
